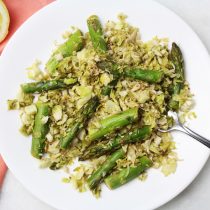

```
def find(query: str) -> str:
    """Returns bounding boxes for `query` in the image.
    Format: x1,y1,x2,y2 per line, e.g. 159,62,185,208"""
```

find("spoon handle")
181,125,210,148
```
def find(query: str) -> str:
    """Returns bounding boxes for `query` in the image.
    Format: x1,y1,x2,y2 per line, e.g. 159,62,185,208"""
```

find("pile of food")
8,14,193,196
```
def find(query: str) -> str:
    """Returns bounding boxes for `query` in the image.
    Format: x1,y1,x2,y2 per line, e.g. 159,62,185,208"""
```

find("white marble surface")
0,0,210,209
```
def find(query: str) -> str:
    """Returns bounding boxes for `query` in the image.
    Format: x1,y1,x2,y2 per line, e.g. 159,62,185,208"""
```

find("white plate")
0,0,210,209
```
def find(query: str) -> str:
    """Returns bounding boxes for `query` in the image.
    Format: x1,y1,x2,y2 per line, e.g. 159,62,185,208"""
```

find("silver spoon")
158,111,210,148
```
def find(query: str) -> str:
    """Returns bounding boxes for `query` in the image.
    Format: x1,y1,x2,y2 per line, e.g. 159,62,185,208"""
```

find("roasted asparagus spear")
87,15,107,52
80,126,151,160
88,108,139,141
21,78,77,94
60,96,99,149
31,103,50,158
105,156,152,189
87,149,125,190
46,30,84,75
168,42,185,110
97,61,163,83
124,68,163,83
170,42,184,81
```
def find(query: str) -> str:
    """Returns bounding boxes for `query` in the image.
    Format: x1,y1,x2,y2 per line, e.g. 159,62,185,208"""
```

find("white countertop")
0,0,210,209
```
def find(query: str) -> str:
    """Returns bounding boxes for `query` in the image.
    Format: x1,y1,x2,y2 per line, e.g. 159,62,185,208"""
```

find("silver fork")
158,111,210,148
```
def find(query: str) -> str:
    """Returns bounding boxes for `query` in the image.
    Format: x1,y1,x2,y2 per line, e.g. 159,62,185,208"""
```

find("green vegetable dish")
8,14,195,196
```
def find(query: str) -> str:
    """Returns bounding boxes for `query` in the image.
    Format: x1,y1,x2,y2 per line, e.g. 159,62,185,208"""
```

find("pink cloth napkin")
0,0,54,187
0,155,7,187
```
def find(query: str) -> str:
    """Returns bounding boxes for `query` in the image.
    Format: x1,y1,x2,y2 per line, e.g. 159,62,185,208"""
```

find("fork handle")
181,125,210,148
